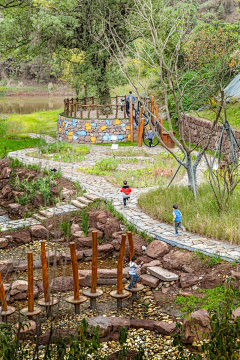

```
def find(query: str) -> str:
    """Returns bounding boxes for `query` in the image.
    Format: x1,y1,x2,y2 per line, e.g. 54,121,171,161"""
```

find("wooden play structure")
0,273,15,322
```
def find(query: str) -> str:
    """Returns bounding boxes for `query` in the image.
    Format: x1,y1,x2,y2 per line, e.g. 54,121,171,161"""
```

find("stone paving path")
7,146,240,262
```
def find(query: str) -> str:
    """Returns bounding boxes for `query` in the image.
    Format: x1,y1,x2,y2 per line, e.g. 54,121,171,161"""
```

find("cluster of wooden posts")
0,231,143,322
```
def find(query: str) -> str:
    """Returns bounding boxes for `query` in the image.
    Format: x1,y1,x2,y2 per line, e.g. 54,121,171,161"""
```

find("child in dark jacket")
120,180,132,207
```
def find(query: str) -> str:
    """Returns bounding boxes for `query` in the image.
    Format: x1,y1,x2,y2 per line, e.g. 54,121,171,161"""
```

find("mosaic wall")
57,116,138,143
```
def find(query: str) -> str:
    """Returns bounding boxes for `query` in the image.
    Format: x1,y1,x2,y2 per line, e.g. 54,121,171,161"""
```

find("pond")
0,96,64,114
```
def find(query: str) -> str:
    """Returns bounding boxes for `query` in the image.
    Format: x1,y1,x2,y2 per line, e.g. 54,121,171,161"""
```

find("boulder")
13,230,31,245
87,228,103,239
145,240,170,259
84,244,114,259
105,218,121,240
140,274,159,288
11,280,28,293
180,274,199,289
182,265,194,273
0,167,11,179
88,316,112,337
111,239,121,251
2,185,12,198
162,250,193,271
49,229,63,238
0,260,13,275
37,276,74,293
7,203,22,215
130,319,155,331
200,272,223,289
46,251,60,264
71,223,81,234
75,237,92,249
154,321,176,335
29,225,49,239
78,268,129,279
183,309,211,344
110,317,131,331
88,211,108,229
141,260,161,274
0,238,8,249
15,320,40,340
13,261,28,272
72,231,85,239
38,329,77,345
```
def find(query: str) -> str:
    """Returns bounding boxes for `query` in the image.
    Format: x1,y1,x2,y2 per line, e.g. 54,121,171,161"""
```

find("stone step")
140,274,159,288
71,200,87,209
83,193,100,201
77,196,93,205
33,214,47,222
38,209,54,218
147,266,179,282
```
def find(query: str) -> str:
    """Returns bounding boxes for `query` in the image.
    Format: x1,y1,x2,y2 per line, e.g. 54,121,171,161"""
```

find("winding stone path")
6,146,240,262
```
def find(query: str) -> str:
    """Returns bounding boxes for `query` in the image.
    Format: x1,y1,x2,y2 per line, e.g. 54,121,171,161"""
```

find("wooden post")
41,241,50,303
91,231,98,294
124,95,126,118
0,273,7,311
70,242,80,301
117,234,126,295
137,106,143,145
74,103,77,118
151,96,154,125
92,96,94,104
138,118,145,147
28,252,34,313
129,97,134,142
127,232,134,261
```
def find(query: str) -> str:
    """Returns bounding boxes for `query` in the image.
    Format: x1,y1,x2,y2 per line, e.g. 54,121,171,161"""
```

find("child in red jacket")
120,180,132,207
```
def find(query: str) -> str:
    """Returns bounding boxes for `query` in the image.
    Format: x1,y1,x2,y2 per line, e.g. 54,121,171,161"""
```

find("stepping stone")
140,274,159,288
147,266,179,282
71,200,87,209
33,214,47,222
38,210,53,218
83,193,100,201
77,196,92,205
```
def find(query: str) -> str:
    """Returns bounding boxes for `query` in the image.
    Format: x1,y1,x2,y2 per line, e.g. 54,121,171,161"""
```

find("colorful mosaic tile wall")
57,116,138,143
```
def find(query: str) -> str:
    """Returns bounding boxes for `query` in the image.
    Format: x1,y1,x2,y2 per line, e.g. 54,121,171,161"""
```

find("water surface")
0,96,64,114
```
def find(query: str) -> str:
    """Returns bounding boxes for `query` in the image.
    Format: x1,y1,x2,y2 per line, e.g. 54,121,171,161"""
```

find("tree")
97,0,240,199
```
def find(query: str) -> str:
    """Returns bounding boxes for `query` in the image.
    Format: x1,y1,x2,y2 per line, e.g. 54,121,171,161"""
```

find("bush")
98,158,118,171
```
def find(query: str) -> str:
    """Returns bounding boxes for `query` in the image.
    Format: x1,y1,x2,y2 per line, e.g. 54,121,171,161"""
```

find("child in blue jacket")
172,204,183,235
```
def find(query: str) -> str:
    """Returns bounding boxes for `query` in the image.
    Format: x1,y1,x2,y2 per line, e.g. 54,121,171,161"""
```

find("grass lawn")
138,183,240,244
1,109,60,137
194,102,240,131
0,136,46,158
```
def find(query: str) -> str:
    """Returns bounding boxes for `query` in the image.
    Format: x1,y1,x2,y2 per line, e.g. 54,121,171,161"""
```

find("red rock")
141,260,161,274
71,230,84,239
13,230,31,245
0,260,13,275
37,276,74,293
0,179,7,191
88,211,108,228
183,309,211,344
105,218,121,240
15,320,40,340
87,228,103,238
0,238,8,249
145,240,170,259
200,272,223,289
182,264,194,273
140,274,159,288
130,319,155,331
162,250,193,271
110,317,131,331
78,268,129,279
2,185,12,198
137,256,154,264
7,203,22,215
13,261,28,272
50,229,63,238
38,329,77,345
71,223,81,234
88,316,112,337
0,167,11,179
111,239,121,251
75,237,92,248
46,250,60,264
180,273,199,289
84,244,113,258
29,225,49,239
154,321,176,335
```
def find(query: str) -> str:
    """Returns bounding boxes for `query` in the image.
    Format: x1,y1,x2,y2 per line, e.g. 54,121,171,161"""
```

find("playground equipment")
83,231,103,309
110,234,129,308
66,242,87,314
0,272,15,322
38,241,58,317
20,252,41,319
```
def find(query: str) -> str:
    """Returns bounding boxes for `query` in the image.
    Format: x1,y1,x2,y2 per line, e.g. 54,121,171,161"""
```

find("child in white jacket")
128,255,141,289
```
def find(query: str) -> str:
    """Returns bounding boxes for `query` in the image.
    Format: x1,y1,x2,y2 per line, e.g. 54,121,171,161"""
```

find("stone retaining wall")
183,115,240,154
57,115,138,144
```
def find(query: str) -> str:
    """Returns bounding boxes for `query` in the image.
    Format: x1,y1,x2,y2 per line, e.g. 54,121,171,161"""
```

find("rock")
105,218,121,240
140,274,159,288
110,317,131,331
0,260,13,275
201,272,223,289
0,167,11,179
49,229,63,238
182,264,194,273
84,244,114,258
33,260,42,269
11,280,28,293
88,211,108,228
12,287,38,301
111,239,121,251
180,274,199,289
0,179,7,191
29,225,49,239
75,237,92,248
154,321,176,335
37,276,74,293
137,256,154,264
162,250,193,271
233,307,240,318
79,268,129,279
183,309,211,344
46,250,60,264
0,238,8,249
88,316,112,337
61,188,76,200
130,319,155,331
13,230,31,245
38,329,77,345
7,203,22,215
141,260,161,274
72,231,85,239
15,320,40,340
13,261,28,272
87,228,103,238
71,223,81,234
148,266,179,281
145,240,170,259
31,194,44,208
2,185,12,198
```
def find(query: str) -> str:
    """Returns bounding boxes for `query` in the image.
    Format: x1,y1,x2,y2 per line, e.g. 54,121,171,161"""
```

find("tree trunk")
93,56,111,105
186,154,197,201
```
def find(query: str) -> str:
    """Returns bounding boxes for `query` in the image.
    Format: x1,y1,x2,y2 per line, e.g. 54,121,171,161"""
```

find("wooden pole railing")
117,234,126,295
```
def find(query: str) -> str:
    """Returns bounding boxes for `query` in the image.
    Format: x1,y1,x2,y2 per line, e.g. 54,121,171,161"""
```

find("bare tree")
96,0,238,200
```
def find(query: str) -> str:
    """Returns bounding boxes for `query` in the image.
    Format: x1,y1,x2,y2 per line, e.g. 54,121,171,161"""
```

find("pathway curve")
7,146,240,262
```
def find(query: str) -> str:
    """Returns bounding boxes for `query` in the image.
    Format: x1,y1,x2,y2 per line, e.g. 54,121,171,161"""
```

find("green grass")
0,136,46,158
2,109,60,137
174,285,240,314
194,102,240,131
138,183,240,244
